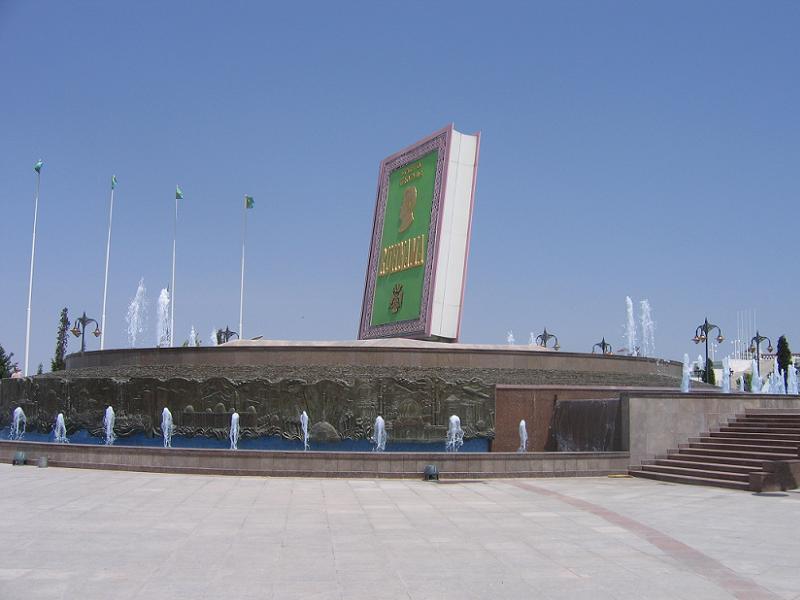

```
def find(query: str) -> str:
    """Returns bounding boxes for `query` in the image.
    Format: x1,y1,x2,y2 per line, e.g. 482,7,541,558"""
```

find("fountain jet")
639,300,655,357
722,356,731,393
156,288,170,347
162,407,174,448
372,416,387,452
125,278,148,348
518,419,528,453
624,296,637,356
681,354,691,393
446,415,464,452
54,413,68,443
103,406,116,445
230,412,240,450
300,411,309,451
10,407,26,440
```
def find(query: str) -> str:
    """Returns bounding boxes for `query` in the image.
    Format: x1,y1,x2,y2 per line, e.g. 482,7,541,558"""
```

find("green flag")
176,185,183,200
34,159,43,173
111,175,117,190
245,195,254,209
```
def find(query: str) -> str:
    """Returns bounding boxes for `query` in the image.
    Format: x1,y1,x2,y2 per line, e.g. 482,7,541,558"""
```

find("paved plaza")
0,465,798,599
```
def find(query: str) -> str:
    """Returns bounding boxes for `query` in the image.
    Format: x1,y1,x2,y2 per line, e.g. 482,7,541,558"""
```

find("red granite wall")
493,386,623,452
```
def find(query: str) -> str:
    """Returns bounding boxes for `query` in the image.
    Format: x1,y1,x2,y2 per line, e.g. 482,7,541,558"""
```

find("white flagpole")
170,194,177,347
24,163,42,376
239,195,247,338
100,177,115,350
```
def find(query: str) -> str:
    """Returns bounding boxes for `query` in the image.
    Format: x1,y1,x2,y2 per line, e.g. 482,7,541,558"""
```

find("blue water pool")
1,427,490,452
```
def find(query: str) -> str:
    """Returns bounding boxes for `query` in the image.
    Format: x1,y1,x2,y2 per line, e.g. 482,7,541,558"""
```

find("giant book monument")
358,124,481,342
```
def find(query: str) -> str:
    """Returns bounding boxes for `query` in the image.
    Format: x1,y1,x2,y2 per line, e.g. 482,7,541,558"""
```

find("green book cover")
370,148,438,327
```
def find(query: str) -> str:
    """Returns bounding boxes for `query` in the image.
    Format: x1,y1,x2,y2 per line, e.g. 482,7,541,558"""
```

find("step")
736,410,800,415
727,419,800,429
652,458,762,474
736,417,800,422
676,447,796,461
686,441,797,454
729,420,800,427
641,463,750,482
720,426,800,435
630,469,749,490
697,436,800,448
731,414,800,420
744,408,800,417
667,451,768,468
709,431,800,442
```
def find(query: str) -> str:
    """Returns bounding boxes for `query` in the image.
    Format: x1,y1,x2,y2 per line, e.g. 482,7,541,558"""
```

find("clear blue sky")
1,1,798,371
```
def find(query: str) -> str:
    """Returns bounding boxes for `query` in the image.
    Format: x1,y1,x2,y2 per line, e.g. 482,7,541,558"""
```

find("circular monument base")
0,339,681,450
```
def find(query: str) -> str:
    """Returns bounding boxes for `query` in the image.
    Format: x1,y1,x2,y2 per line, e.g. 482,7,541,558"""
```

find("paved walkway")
0,465,798,599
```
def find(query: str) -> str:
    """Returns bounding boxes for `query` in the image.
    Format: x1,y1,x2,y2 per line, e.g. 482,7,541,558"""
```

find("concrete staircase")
630,408,800,491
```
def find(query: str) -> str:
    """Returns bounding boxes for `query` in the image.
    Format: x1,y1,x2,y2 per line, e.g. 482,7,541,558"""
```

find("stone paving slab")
0,465,798,599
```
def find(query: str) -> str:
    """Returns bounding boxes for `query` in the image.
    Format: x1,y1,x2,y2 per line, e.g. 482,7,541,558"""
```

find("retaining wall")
0,440,629,479
622,392,800,465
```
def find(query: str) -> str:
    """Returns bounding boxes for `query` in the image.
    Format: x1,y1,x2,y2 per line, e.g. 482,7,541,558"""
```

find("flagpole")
239,195,247,339
100,177,115,350
24,162,42,376
170,194,177,347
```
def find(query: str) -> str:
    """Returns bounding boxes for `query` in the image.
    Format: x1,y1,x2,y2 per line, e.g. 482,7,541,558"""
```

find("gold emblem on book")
389,284,404,314
398,186,417,233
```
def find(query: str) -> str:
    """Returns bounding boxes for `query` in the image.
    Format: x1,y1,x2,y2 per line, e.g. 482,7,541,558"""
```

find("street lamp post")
592,337,613,355
748,331,773,378
692,318,724,383
535,328,560,351
70,312,101,354
216,326,239,345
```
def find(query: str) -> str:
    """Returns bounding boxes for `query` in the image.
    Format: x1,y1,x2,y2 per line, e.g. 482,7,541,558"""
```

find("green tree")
705,358,716,386
51,307,70,372
36,363,43,375
0,345,18,378
743,372,753,392
776,335,792,386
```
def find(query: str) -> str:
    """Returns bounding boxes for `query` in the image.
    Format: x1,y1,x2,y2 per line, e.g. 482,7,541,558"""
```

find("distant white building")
712,353,799,387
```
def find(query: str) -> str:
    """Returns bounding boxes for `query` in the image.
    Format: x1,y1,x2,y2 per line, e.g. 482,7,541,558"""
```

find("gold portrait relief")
398,186,417,233
389,284,404,314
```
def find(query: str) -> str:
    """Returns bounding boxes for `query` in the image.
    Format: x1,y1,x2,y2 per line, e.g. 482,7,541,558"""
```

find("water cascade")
681,354,691,393
10,407,26,440
162,407,174,448
548,399,620,451
767,371,777,394
156,288,171,347
300,411,309,451
125,277,148,348
372,416,387,452
639,300,655,357
776,371,787,394
787,364,799,395
229,412,240,450
53,413,68,443
445,415,464,452
624,296,637,355
103,406,116,445
738,373,746,392
721,356,731,393
769,359,786,394
518,419,528,453
751,359,762,393
776,359,786,394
